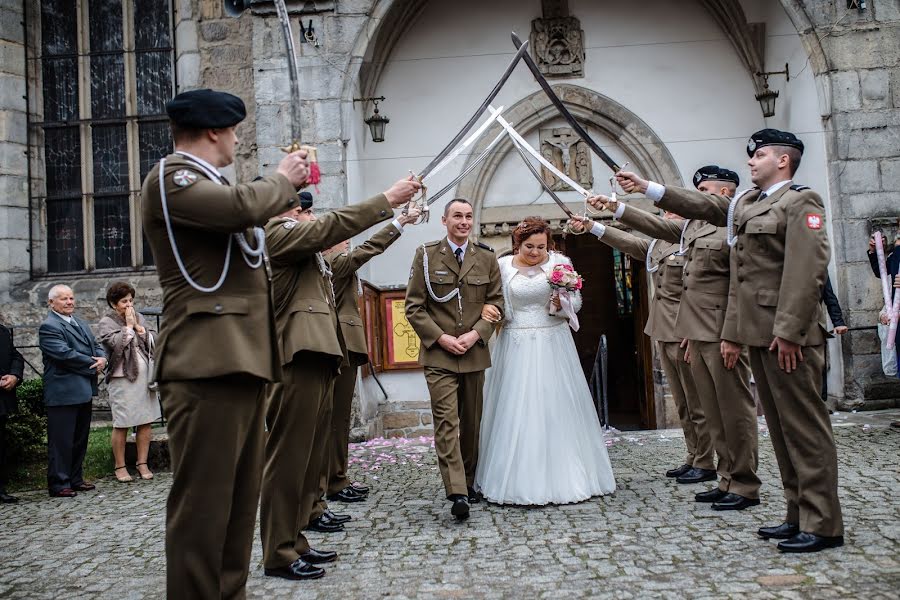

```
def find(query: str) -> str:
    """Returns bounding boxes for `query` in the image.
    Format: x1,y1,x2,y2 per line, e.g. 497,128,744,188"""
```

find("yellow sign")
387,298,420,365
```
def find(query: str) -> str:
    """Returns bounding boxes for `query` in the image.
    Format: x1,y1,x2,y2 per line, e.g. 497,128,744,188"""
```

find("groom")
405,198,503,520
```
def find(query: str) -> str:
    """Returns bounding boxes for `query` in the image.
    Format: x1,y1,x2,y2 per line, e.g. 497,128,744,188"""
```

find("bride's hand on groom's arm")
438,333,467,355
480,304,502,323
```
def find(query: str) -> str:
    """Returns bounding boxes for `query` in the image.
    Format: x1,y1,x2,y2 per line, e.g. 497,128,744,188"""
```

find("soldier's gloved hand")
615,171,648,195
277,150,310,189
384,177,423,208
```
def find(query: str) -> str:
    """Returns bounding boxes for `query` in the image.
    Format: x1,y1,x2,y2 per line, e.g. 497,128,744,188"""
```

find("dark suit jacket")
0,324,25,416
38,312,105,407
821,276,845,329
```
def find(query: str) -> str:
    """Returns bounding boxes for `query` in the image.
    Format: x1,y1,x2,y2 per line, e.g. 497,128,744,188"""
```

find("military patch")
409,266,414,279
173,169,198,187
806,214,822,230
282,220,297,230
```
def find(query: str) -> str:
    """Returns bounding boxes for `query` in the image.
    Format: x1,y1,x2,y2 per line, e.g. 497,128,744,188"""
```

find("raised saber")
426,128,509,207
423,106,505,184
511,31,621,173
508,135,574,218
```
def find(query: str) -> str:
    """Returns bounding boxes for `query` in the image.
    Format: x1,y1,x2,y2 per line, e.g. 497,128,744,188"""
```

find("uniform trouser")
260,354,336,569
658,341,715,470
310,365,358,521
161,376,266,600
749,344,844,537
689,340,760,498
300,375,335,527
46,401,92,493
424,367,485,498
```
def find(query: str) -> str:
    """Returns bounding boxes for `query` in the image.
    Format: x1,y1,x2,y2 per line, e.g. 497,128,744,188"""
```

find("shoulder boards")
475,241,494,252
789,184,810,191
422,240,441,247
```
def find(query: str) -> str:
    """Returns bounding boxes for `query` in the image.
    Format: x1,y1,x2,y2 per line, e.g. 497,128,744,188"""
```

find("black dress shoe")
324,510,351,525
450,496,469,521
349,483,370,494
467,487,483,504
666,464,692,478
777,532,844,553
300,548,337,564
326,487,366,503
711,493,760,511
306,516,344,533
676,468,717,484
758,522,800,540
72,482,96,492
264,558,325,580
49,488,77,498
694,488,728,503
0,492,19,503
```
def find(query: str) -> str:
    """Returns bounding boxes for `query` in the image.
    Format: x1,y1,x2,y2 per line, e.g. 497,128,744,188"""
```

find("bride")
475,217,616,505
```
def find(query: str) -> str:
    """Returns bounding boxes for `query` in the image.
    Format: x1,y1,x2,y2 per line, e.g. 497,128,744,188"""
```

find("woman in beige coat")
97,282,161,482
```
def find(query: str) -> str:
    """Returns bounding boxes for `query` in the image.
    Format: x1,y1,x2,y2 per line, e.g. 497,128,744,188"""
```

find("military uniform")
260,193,394,572
309,221,405,521
142,90,299,600
587,222,715,474
650,129,843,542
616,202,760,502
405,239,503,500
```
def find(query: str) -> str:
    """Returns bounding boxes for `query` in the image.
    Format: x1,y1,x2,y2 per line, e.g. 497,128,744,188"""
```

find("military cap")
746,128,804,157
692,165,740,188
165,89,246,128
299,191,313,210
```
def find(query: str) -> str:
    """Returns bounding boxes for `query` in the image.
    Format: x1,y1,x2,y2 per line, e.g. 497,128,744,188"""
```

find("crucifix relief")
530,0,585,78
540,127,593,192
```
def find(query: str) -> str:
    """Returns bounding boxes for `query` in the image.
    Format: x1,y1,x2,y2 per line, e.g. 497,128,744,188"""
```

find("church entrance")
558,232,655,430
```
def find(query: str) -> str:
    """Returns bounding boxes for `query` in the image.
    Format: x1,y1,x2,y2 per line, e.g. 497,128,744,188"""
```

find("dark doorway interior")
558,232,653,430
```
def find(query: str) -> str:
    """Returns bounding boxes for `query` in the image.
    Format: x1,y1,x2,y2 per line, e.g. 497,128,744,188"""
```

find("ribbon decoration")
875,231,900,349
559,290,580,332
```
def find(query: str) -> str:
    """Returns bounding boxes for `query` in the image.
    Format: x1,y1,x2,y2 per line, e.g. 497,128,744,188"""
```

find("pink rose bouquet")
548,263,583,331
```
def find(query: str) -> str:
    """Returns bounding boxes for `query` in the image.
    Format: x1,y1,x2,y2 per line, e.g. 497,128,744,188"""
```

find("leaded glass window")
29,0,174,273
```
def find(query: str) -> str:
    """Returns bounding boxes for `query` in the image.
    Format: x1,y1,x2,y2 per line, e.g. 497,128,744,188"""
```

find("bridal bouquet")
548,264,583,331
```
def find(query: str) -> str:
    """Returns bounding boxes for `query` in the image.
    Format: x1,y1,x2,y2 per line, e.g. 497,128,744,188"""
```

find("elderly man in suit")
1,321,25,503
39,284,106,498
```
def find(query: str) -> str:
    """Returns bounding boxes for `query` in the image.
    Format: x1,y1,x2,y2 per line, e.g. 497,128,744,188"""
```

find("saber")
426,128,509,207
511,31,621,173
423,106,505,184
508,135,574,218
489,106,592,197
416,40,530,180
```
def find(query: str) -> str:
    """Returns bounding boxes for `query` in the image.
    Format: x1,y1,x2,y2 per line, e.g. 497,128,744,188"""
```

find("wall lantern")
354,96,389,143
755,63,790,118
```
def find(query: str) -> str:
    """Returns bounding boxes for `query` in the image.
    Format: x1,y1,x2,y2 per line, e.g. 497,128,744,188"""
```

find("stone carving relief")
540,127,593,192
530,1,585,79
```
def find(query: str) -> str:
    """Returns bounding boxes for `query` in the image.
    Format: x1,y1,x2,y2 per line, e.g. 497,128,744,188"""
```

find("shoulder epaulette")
789,184,810,191
475,241,494,252
423,240,441,247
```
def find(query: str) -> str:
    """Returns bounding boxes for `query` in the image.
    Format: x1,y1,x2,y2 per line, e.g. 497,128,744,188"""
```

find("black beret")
298,191,313,210
746,128,804,157
693,165,740,188
166,89,246,129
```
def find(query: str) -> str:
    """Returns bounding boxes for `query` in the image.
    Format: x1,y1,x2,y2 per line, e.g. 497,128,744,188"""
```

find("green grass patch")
8,426,115,492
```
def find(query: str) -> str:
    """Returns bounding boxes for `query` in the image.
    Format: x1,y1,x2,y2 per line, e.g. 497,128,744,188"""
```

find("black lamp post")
754,64,790,119
354,96,389,143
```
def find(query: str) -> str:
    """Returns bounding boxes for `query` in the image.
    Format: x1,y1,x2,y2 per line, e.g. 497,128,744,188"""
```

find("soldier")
615,128,844,553
587,166,761,512
405,198,504,521
261,178,421,581
141,88,310,599
306,204,422,529
566,209,716,486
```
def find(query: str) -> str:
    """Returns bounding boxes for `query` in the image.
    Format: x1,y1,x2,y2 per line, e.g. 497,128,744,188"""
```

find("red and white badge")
806,213,822,230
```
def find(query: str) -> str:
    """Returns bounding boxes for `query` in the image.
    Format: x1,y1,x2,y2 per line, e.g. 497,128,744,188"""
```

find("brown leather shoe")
50,488,77,498
72,482,96,492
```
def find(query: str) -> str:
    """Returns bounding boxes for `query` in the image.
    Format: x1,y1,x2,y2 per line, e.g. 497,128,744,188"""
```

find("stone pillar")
0,0,28,305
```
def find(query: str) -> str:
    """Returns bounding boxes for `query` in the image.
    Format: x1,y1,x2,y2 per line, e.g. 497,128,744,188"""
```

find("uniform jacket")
265,194,394,367
593,225,685,343
38,312,105,407
405,238,503,373
657,184,829,347
618,205,731,343
0,324,24,416
141,153,298,383
327,222,403,367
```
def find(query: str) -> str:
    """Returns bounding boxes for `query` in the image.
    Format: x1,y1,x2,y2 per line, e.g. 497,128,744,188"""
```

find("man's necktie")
454,247,463,265
758,192,768,201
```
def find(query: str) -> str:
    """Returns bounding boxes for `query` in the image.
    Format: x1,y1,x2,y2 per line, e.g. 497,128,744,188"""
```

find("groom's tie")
454,247,463,265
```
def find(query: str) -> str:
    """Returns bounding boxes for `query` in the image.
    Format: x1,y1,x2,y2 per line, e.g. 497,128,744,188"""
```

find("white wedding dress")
475,252,616,505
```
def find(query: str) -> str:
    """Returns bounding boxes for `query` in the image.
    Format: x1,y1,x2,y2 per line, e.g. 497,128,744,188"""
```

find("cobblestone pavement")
1,410,898,599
